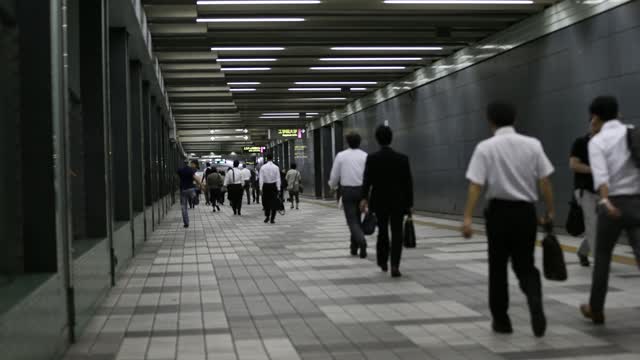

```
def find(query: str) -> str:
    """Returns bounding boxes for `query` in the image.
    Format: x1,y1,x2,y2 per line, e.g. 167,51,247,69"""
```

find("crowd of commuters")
176,95,639,339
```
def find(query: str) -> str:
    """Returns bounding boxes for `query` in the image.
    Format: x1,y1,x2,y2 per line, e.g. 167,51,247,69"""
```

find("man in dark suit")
360,125,414,278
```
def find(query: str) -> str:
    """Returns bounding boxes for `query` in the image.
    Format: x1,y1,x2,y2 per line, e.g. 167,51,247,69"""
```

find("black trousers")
262,183,278,221
252,184,260,203
209,188,220,207
485,199,542,323
377,211,404,268
244,183,251,204
227,184,244,213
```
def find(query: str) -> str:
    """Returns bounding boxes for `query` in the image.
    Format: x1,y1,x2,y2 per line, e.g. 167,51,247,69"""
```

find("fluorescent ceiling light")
197,18,305,23
295,81,377,85
217,58,277,62
227,82,261,85
211,47,285,51
221,67,271,71
305,98,347,101
198,0,321,4
262,112,319,116
229,88,257,91
311,66,406,70
320,57,422,61
384,0,533,3
289,88,367,91
332,46,442,51
260,115,316,119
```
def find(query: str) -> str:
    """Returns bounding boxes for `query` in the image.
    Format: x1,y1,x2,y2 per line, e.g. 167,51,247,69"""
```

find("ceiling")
143,0,559,156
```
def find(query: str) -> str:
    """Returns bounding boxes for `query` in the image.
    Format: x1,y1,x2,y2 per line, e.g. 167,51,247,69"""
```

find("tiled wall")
339,1,640,217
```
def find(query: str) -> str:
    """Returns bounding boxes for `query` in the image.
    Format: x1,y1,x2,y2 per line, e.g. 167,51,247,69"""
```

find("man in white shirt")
329,132,368,258
581,96,640,325
259,154,281,224
462,101,555,338
224,160,245,216
241,164,252,205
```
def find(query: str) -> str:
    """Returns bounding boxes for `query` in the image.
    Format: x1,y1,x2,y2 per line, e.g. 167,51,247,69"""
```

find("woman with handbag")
285,163,302,210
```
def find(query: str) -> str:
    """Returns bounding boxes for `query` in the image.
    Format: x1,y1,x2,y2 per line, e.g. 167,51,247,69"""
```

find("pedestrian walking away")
462,101,555,338
225,160,245,215
360,125,414,278
569,124,599,267
329,132,368,258
207,169,223,212
286,163,302,210
260,154,281,224
241,164,252,205
177,160,199,228
251,166,260,204
581,96,640,326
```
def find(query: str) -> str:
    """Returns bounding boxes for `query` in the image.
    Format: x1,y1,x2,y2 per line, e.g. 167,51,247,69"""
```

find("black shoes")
270,219,276,224
529,297,547,337
391,267,402,278
359,246,367,259
216,205,220,211
350,246,358,256
379,264,388,272
264,217,270,223
183,224,189,228
578,254,590,267
492,318,513,334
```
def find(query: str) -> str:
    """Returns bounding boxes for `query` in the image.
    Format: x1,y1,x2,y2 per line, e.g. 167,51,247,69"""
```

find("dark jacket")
361,147,414,214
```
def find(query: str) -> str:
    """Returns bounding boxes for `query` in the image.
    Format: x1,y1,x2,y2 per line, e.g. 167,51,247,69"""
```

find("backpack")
628,126,640,168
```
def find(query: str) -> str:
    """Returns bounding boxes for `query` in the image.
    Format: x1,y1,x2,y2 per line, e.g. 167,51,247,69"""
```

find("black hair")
267,154,274,161
206,162,211,167
345,132,362,149
233,160,240,167
291,163,297,170
487,101,517,128
589,96,618,122
375,125,393,146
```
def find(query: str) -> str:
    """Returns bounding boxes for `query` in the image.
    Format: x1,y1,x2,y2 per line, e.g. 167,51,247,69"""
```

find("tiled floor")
64,199,640,360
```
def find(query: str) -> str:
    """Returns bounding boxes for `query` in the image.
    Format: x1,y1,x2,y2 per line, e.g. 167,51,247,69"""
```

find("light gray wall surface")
338,1,640,217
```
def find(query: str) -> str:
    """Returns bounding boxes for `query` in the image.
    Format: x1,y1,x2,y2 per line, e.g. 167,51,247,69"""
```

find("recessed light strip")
311,66,406,70
229,88,257,92
320,57,422,61
295,81,377,85
262,112,320,115
332,46,442,51
227,82,261,85
221,67,271,71
197,18,305,22
217,58,277,62
198,0,320,4
211,47,285,51
288,88,367,91
384,0,533,4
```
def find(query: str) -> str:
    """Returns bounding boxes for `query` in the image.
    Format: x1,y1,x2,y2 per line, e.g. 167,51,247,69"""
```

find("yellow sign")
277,129,302,138
243,146,265,153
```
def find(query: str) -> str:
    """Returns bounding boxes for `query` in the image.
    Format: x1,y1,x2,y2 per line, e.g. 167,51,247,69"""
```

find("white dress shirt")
240,168,252,182
589,120,640,196
328,148,368,188
259,161,281,191
224,167,244,186
466,126,554,202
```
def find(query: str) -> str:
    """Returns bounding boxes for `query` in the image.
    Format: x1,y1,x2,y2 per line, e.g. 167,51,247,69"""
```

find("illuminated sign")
277,129,302,138
243,146,265,153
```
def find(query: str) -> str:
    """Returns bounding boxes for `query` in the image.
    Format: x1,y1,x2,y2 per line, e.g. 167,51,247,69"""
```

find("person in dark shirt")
360,125,414,278
177,160,198,228
203,162,215,205
569,124,598,267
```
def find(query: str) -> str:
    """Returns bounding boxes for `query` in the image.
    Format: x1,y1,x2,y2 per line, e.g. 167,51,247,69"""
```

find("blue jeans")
180,188,196,226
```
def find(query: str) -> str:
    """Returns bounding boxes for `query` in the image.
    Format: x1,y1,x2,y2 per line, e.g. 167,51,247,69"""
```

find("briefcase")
403,216,416,248
361,213,377,236
542,223,568,281
565,195,584,237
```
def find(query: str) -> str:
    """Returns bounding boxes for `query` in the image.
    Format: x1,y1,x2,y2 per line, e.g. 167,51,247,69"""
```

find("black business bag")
362,213,377,236
542,223,568,281
565,195,585,237
403,216,416,248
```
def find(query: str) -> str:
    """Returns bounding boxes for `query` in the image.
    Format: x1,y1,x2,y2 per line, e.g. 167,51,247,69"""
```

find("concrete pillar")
283,141,290,170
313,130,322,198
129,61,144,215
18,0,58,272
321,126,333,199
142,82,152,234
79,0,110,239
109,28,133,223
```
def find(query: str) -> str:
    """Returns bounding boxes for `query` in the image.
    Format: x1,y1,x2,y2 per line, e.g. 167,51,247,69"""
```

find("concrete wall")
337,1,640,217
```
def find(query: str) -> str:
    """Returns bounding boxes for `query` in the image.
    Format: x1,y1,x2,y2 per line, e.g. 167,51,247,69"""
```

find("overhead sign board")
269,128,306,140
243,146,265,153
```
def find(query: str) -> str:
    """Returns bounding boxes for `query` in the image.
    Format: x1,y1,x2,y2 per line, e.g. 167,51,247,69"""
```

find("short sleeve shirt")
177,167,197,190
570,135,595,192
466,126,554,202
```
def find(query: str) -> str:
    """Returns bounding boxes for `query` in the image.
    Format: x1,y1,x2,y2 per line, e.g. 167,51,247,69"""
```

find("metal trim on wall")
308,0,635,131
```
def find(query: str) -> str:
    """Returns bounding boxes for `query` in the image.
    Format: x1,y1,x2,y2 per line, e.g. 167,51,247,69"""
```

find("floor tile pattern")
64,199,640,360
